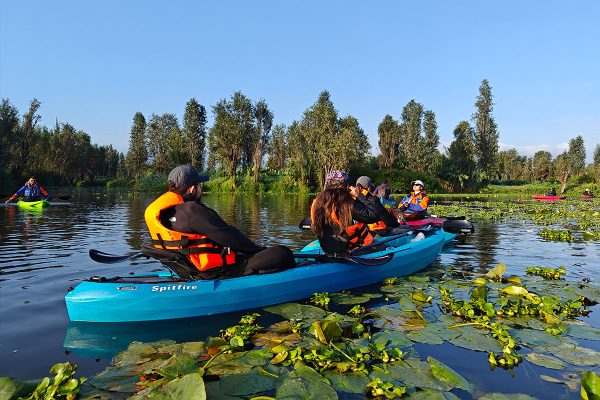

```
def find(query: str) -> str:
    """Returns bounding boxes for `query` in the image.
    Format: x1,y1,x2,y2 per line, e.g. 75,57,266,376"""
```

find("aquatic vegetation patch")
526,266,566,280
538,228,574,241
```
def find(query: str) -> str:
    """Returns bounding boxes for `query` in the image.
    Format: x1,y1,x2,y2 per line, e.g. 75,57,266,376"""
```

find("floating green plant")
526,265,567,280
311,292,331,309
538,228,574,241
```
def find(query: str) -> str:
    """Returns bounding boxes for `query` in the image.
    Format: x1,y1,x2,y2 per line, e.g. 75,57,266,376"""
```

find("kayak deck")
17,199,50,208
66,229,451,322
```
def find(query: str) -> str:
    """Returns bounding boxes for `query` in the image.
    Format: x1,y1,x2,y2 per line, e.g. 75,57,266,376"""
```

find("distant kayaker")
396,180,429,221
583,188,594,197
310,170,384,255
546,188,557,196
144,164,296,279
355,176,405,237
5,177,50,203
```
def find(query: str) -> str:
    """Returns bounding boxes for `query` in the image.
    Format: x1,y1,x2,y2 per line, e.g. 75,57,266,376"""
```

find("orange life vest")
327,207,374,249
368,220,387,232
144,192,236,271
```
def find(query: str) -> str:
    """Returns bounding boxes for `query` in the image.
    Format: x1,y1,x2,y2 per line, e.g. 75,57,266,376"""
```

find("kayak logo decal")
152,284,198,293
117,286,138,291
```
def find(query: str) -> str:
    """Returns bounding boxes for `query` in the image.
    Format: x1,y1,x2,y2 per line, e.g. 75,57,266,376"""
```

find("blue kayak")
65,229,453,322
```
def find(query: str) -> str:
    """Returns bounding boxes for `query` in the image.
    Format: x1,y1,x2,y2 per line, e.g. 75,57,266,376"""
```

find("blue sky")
1,1,598,162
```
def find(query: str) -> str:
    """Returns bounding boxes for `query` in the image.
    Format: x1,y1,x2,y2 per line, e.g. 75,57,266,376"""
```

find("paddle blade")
298,217,312,230
89,249,144,264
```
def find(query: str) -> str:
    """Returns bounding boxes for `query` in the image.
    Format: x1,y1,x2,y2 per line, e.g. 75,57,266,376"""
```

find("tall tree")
209,91,255,179
146,113,180,174
422,110,440,174
377,114,400,168
472,79,499,180
441,121,476,191
126,112,147,182
13,99,42,176
532,151,552,181
399,100,424,170
0,99,20,169
183,98,207,170
593,144,600,184
554,135,586,194
251,100,273,184
266,124,288,171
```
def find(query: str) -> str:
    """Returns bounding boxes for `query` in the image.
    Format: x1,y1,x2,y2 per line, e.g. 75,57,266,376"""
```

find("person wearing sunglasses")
5,177,50,203
397,180,429,221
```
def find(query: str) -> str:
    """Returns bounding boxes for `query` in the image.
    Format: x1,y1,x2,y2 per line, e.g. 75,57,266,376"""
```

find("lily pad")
219,368,278,396
371,331,413,346
264,303,327,321
566,324,600,341
384,362,450,391
205,349,271,376
406,326,444,344
409,389,460,400
427,356,472,392
275,365,337,400
131,373,206,400
0,377,37,400
479,394,539,400
330,292,380,305
449,326,503,353
322,370,370,394
551,343,600,366
253,330,302,349
524,353,566,370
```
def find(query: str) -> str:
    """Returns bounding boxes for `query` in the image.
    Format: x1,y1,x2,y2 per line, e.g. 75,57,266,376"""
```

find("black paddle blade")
89,249,144,264
293,252,394,266
298,217,312,230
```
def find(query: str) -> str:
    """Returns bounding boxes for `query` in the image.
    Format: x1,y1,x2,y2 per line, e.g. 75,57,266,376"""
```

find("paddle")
89,248,395,267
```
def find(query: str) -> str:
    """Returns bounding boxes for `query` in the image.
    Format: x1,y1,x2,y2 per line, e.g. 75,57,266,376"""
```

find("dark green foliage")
183,98,207,170
252,100,273,184
532,151,552,181
377,114,400,169
266,123,288,171
439,121,478,191
472,79,499,180
126,112,148,182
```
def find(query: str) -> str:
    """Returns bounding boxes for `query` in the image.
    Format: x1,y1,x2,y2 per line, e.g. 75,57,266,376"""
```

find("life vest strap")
151,237,216,247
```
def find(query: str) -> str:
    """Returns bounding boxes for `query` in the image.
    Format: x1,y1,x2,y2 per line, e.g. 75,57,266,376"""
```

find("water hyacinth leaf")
264,303,327,321
205,350,271,376
253,331,301,349
203,381,239,400
484,263,507,280
322,370,370,394
0,377,37,400
153,355,198,380
308,320,342,344
411,289,431,303
371,331,413,346
427,356,472,392
509,328,563,349
87,367,140,393
275,365,337,400
566,324,600,341
501,286,530,297
576,285,600,303
218,369,278,396
408,275,431,282
524,353,566,370
329,292,380,305
132,373,205,400
581,371,600,400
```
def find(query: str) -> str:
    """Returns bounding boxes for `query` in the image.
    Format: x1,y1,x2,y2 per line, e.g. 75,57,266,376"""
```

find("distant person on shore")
583,188,594,197
396,180,429,221
5,177,50,203
144,164,295,279
546,188,557,196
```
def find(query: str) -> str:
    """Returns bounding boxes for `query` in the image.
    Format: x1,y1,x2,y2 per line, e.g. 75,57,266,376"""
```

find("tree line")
2,79,599,193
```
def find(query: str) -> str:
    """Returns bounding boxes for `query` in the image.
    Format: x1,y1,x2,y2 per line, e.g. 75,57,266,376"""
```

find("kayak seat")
141,244,200,281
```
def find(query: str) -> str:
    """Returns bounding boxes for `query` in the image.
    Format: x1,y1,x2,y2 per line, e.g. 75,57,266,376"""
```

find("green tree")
472,79,499,180
399,100,424,170
183,98,207,170
532,151,552,181
440,121,477,191
266,124,288,171
422,110,440,174
12,99,41,176
209,91,255,180
251,100,273,184
0,99,20,170
554,135,586,193
146,113,180,174
377,114,400,168
126,112,147,182
593,144,600,184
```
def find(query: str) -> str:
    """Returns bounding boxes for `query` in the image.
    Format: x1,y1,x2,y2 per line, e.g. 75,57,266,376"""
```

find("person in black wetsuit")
145,164,295,279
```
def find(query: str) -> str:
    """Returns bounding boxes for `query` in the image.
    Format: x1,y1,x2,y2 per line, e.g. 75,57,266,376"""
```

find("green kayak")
17,199,50,209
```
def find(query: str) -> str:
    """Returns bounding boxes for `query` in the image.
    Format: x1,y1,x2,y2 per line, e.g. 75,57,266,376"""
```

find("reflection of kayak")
65,229,451,323
17,199,50,208
532,195,566,201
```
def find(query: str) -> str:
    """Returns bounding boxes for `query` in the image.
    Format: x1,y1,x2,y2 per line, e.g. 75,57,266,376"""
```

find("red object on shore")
582,195,595,200
532,195,566,201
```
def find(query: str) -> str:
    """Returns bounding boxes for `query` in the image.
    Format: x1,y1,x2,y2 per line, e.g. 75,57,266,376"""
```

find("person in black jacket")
146,164,295,279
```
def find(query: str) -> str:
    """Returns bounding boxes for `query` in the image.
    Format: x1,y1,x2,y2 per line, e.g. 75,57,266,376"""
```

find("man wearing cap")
355,176,405,236
397,180,429,221
144,164,295,279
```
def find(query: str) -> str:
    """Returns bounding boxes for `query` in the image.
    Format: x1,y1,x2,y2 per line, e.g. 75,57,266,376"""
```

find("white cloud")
498,142,568,157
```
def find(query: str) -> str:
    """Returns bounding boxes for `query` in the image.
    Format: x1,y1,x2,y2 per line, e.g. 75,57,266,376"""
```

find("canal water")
0,189,598,398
